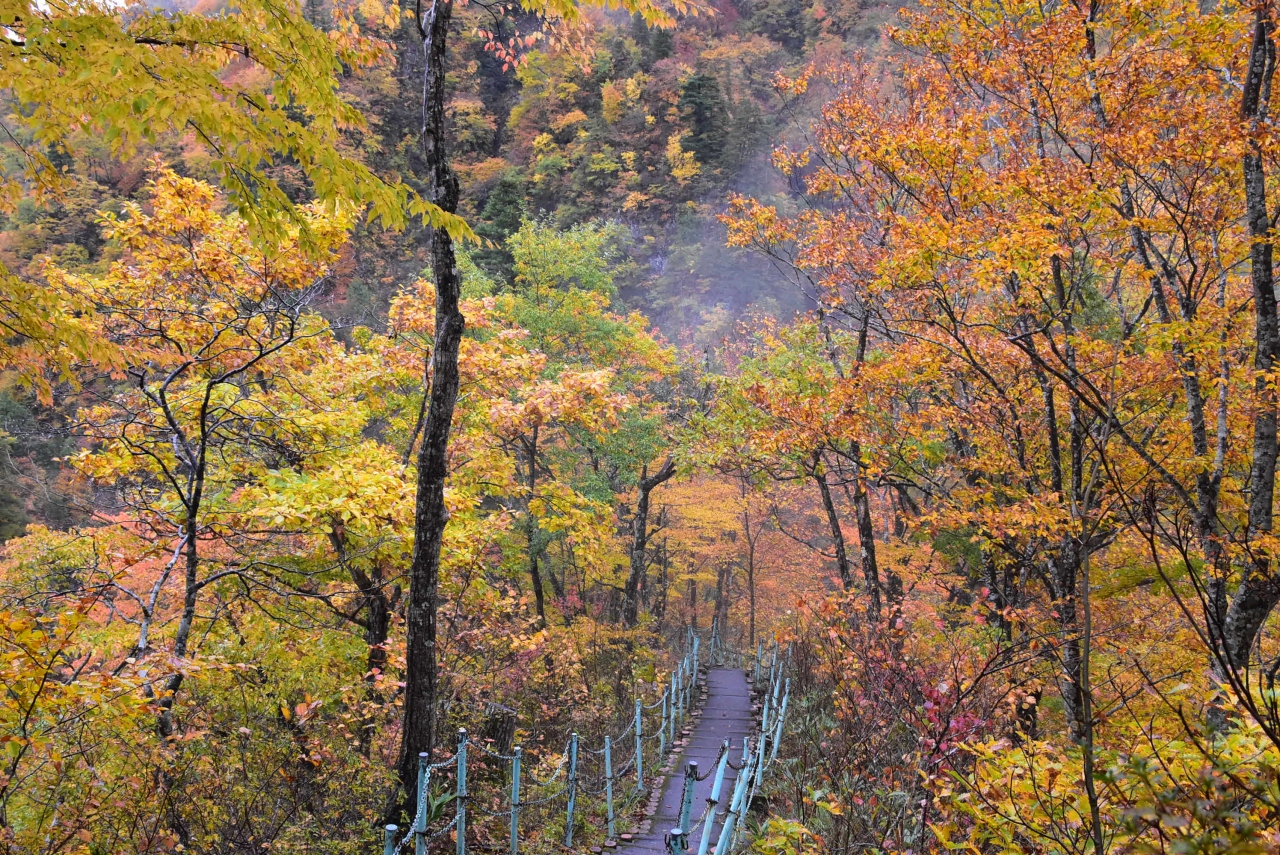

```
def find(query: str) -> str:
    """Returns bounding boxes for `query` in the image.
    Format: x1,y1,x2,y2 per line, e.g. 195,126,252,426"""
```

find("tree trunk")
330,530,398,755
654,537,670,629
624,457,676,626
849,441,882,621
1051,548,1086,743
814,466,853,590
714,561,730,640
159,510,201,741
525,427,549,627
364,580,393,685
743,507,757,647
1225,10,1280,673
818,309,881,613
690,579,699,631
398,0,463,818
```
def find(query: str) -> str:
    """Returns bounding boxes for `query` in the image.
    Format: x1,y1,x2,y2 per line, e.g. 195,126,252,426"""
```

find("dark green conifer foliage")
474,171,528,280
679,73,730,169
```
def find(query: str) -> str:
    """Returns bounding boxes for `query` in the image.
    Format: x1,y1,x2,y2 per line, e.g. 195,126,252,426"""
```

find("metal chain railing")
377,631,703,854
471,741,519,762
679,618,793,855
376,625,791,855
523,743,571,787
385,813,462,855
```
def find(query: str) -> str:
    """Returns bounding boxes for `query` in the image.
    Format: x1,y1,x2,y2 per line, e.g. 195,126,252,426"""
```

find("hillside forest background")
7,0,1280,851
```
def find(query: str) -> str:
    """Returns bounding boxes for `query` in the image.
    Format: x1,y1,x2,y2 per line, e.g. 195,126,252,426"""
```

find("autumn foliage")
11,0,1280,849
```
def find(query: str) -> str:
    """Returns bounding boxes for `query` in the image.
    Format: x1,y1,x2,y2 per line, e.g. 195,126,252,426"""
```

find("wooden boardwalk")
615,667,756,855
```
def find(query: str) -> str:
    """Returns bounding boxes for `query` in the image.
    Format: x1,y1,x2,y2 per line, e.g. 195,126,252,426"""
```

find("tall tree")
399,167,679,811
723,0,1280,753
625,458,676,626
56,169,350,740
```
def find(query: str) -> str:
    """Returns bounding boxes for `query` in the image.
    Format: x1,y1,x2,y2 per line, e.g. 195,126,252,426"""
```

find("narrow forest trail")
612,667,756,855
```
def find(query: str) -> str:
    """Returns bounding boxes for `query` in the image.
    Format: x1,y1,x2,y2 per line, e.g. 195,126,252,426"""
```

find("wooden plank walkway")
615,667,756,855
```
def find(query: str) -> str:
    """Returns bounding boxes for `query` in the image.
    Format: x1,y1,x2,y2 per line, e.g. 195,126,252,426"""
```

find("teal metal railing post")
634,699,644,792
564,732,579,846
604,735,616,840
771,679,790,762
510,746,522,855
692,636,700,687
684,661,691,711
742,736,765,847
695,742,730,855
679,663,687,715
713,747,752,855
709,741,730,807
456,729,468,855
678,761,698,852
679,663,687,722
659,690,668,761
669,672,678,743
754,719,767,788
385,825,398,855
767,653,777,704
754,641,762,684
760,674,772,745
415,752,429,855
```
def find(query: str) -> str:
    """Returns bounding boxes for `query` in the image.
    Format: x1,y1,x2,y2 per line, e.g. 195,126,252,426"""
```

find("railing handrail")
379,626,790,855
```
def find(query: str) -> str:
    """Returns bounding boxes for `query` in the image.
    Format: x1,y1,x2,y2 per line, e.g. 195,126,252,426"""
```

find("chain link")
524,744,570,786
691,799,714,834
583,738,614,755
471,741,518,761
396,808,460,852
420,814,461,848
689,744,728,781
425,754,460,772
472,801,515,819
396,800,426,852
377,631,770,855
392,749,460,850
577,776,611,797
519,784,568,807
